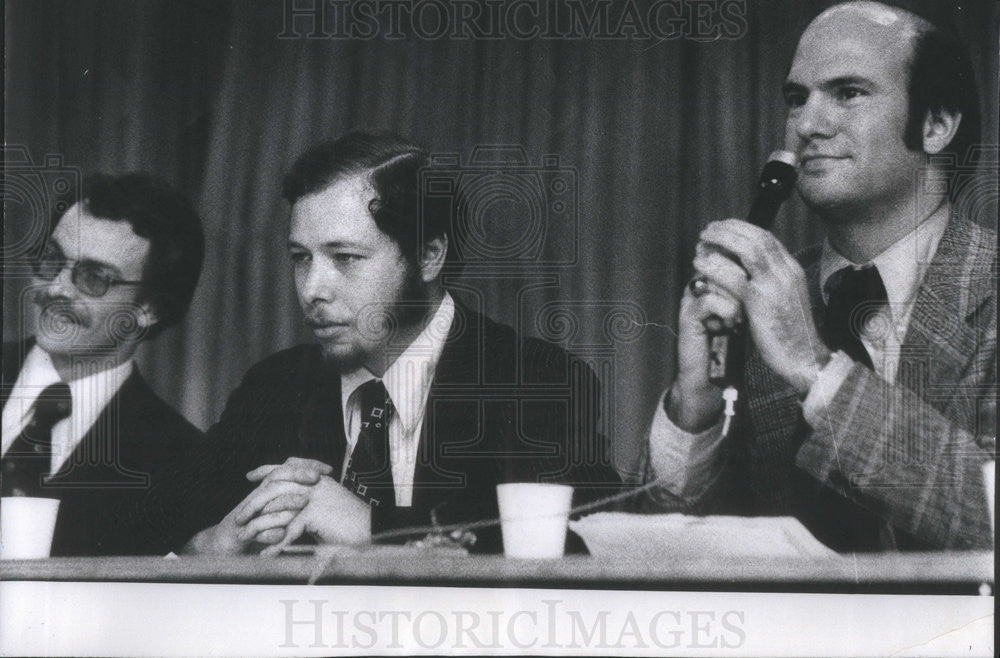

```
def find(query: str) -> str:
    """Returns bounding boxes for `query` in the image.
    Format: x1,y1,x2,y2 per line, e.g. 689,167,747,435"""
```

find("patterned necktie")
820,265,888,369
343,379,395,508
2,383,72,497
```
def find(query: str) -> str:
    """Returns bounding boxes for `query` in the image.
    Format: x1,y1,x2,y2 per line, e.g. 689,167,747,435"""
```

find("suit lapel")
899,217,992,394
297,375,347,474
47,370,149,487
411,303,491,511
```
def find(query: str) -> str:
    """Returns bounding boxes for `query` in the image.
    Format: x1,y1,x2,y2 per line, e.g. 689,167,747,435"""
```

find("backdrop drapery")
5,0,998,477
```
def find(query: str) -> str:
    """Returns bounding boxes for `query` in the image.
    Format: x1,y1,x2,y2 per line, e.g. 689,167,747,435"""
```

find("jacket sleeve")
796,354,995,549
796,282,996,550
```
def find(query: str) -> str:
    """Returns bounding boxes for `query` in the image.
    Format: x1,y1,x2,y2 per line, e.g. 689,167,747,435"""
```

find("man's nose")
40,264,76,298
789,95,837,144
299,262,337,304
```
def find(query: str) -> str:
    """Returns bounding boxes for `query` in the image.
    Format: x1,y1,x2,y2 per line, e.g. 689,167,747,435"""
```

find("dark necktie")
343,379,395,508
820,265,888,369
2,383,72,497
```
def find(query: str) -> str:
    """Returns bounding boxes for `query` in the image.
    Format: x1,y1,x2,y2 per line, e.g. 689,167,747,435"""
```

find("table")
1,550,993,593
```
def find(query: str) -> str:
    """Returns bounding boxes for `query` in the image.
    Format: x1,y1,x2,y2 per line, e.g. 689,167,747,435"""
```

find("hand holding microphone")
698,151,798,384
689,151,798,435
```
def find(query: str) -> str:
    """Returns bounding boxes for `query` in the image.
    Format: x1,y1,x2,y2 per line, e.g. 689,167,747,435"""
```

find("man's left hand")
694,219,831,396
241,457,373,555
257,475,373,556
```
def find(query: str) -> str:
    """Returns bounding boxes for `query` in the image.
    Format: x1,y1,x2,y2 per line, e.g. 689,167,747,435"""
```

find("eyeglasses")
32,243,143,298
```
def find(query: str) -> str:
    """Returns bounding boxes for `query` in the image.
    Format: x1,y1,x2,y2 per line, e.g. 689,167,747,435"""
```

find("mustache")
35,297,88,323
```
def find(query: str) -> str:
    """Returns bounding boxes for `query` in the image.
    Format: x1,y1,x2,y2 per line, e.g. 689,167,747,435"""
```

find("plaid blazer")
637,216,996,550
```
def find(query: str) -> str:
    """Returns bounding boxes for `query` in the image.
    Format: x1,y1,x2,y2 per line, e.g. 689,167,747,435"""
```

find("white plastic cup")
0,497,60,559
497,483,573,559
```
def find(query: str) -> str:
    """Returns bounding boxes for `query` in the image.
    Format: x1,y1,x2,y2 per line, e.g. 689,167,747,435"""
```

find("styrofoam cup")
1,497,60,559
497,483,573,559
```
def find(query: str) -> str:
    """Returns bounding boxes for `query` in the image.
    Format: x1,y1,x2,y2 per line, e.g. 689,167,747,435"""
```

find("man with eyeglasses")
1,173,205,556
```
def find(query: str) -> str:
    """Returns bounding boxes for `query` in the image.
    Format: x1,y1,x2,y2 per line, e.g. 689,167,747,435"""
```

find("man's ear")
418,234,448,283
136,302,159,331
922,107,962,155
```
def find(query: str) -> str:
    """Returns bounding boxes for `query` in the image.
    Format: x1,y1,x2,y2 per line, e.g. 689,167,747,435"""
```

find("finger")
260,514,308,558
259,492,309,516
252,527,286,545
282,457,334,473
233,480,311,525
701,221,787,277
705,218,775,242
264,466,325,487
246,459,332,482
246,464,281,482
252,464,325,487
694,292,744,330
236,510,297,542
693,252,750,299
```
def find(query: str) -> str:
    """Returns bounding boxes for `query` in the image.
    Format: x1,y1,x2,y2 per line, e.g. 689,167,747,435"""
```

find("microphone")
746,150,798,229
703,150,797,433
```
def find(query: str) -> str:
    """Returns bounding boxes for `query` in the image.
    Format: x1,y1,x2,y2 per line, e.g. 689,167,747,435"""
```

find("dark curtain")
5,0,998,477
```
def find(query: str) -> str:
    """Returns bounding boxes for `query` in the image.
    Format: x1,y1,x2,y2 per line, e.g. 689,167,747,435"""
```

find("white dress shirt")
2,346,134,476
648,211,950,502
339,292,455,507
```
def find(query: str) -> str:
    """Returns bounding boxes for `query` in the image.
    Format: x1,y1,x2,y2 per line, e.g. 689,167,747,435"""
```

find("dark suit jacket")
176,303,622,553
2,340,204,556
638,216,996,551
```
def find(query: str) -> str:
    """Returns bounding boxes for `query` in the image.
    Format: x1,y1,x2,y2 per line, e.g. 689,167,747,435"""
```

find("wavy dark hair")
282,131,459,272
77,173,204,338
902,19,982,186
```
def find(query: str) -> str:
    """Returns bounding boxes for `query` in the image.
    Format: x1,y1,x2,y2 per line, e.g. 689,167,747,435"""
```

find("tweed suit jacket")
637,216,996,550
165,302,622,553
1,340,205,556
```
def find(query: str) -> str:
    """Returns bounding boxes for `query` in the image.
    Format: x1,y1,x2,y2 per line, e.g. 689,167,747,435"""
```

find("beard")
318,260,436,372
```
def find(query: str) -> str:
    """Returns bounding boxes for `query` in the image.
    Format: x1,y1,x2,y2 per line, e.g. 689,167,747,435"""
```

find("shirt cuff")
802,350,854,427
647,389,726,503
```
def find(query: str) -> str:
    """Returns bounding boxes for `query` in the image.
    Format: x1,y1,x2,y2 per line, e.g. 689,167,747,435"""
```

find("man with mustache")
1,173,205,555
182,131,620,554
639,1,995,550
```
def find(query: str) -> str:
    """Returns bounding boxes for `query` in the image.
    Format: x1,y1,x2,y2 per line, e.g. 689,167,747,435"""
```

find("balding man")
639,1,995,551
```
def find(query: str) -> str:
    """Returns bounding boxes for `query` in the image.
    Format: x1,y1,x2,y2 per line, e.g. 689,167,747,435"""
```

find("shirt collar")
819,209,950,309
3,346,62,426
340,292,455,432
2,345,134,451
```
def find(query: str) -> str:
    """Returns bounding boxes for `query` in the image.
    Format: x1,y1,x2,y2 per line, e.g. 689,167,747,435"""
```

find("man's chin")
33,313,91,351
33,331,96,357
318,341,367,372
797,178,858,214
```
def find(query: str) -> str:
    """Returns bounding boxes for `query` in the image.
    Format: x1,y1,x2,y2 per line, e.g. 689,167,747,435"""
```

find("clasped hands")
186,457,371,556
671,219,832,430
